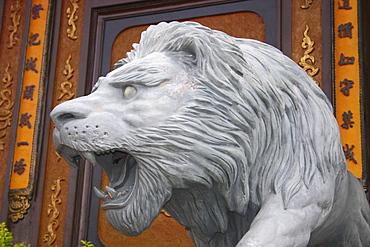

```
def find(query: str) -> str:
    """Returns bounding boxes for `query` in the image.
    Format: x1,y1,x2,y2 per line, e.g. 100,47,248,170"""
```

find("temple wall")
0,1,368,246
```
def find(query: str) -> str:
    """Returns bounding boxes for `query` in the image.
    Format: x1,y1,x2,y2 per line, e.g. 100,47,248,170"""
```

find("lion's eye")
123,86,137,99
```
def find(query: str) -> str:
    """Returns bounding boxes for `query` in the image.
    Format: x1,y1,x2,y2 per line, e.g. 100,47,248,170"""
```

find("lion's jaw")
53,124,174,236
50,52,196,236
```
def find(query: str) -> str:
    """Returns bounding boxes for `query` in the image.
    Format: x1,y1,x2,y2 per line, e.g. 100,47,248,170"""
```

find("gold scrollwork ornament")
43,177,65,246
299,25,320,86
7,0,22,49
301,0,314,9
0,63,14,151
8,194,31,222
66,0,79,40
58,54,75,102
160,209,171,217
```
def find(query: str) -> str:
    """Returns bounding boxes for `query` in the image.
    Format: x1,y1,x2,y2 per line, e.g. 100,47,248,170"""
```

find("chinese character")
343,144,358,164
19,113,32,129
341,111,355,129
339,79,354,96
25,57,38,73
28,33,41,46
14,158,27,175
338,0,352,9
23,85,35,100
338,53,355,65
17,142,29,146
338,22,354,38
32,4,44,19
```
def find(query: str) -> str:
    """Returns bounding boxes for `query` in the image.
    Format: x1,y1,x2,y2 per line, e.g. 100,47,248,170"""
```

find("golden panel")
0,63,14,151
7,0,22,49
42,177,65,246
299,25,320,86
66,0,79,40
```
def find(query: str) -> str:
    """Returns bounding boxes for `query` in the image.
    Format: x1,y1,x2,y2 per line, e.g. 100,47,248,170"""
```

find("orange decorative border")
8,0,52,222
334,1,363,178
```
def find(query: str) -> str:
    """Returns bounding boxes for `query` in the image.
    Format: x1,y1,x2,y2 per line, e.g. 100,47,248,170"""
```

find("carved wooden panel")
0,0,26,214
37,0,84,246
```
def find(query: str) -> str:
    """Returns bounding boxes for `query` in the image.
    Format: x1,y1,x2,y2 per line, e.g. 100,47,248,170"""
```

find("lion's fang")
106,186,117,198
82,151,99,166
94,187,109,200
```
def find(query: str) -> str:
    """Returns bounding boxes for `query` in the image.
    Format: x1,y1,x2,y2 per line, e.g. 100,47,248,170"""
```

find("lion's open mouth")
56,144,138,210
92,150,138,210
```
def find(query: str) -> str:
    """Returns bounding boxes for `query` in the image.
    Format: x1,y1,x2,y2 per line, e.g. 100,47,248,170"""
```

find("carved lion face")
50,52,197,235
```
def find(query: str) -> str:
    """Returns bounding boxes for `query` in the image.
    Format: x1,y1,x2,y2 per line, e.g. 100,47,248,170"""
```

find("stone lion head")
51,22,345,245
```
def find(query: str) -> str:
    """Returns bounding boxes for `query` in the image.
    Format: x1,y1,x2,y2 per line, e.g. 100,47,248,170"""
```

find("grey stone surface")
50,22,370,246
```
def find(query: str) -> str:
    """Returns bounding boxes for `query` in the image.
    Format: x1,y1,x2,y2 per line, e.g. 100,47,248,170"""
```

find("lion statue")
50,22,370,246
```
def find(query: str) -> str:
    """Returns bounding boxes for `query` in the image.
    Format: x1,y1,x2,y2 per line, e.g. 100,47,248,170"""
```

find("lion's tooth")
106,186,117,199
93,187,108,201
64,155,79,169
82,151,98,166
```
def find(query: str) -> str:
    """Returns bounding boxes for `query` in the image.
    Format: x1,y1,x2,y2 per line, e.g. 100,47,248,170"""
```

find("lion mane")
51,21,369,246
111,22,346,245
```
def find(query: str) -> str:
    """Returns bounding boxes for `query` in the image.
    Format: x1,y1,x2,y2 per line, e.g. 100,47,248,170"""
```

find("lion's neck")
164,187,257,246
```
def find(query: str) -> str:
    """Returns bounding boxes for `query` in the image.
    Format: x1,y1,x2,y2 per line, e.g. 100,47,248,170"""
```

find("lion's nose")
50,97,92,130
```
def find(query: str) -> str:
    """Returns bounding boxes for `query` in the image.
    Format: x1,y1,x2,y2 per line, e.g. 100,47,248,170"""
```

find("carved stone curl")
50,22,370,246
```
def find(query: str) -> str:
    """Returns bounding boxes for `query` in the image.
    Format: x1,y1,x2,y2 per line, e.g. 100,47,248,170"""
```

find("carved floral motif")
8,194,30,222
